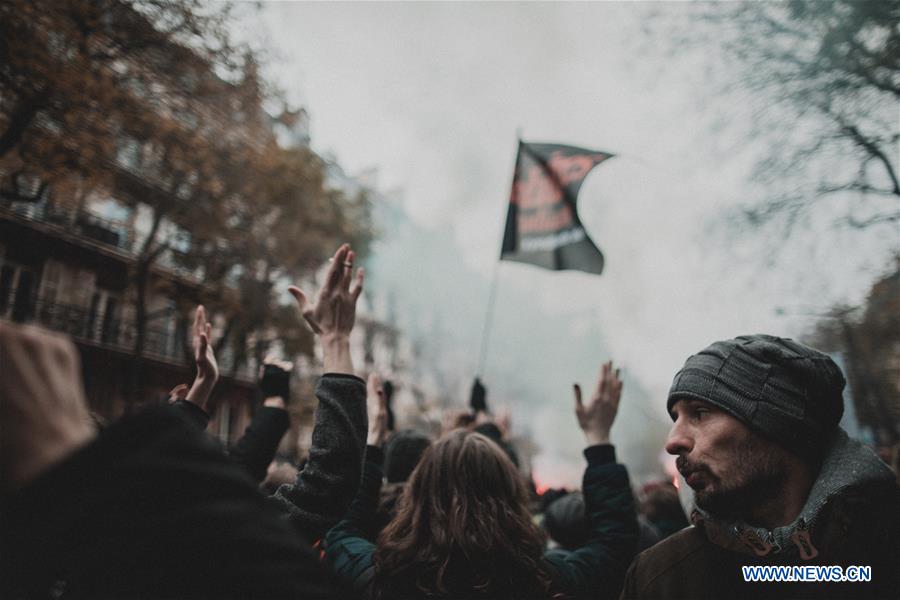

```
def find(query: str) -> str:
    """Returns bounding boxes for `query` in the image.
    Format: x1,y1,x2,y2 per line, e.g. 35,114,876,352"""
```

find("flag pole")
475,259,501,378
476,131,522,378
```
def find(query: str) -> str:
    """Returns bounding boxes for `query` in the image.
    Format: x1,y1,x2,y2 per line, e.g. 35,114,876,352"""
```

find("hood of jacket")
680,428,894,560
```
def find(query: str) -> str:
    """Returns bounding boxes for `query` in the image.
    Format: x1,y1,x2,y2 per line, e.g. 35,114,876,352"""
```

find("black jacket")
173,399,290,482
175,373,368,542
0,406,346,599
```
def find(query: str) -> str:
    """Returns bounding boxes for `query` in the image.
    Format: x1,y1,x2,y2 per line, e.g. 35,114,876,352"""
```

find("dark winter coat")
1,373,368,598
172,373,368,542
173,399,290,482
0,405,347,599
325,444,639,599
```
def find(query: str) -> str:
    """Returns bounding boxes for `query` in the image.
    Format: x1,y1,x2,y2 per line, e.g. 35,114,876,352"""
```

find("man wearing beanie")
621,334,898,599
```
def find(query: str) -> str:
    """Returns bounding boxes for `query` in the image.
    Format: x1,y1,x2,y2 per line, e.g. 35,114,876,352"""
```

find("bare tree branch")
845,211,900,228
837,117,900,196
818,182,900,197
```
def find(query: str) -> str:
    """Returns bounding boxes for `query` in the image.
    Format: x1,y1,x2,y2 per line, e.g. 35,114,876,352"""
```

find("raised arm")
574,361,621,446
228,360,293,482
271,244,369,541
169,305,218,429
287,243,363,376
324,373,389,591
546,362,639,600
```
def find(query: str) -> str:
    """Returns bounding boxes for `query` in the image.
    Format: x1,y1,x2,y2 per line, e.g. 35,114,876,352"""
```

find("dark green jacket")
325,443,638,599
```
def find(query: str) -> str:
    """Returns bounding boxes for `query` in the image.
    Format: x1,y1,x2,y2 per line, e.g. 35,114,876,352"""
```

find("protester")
231,359,294,482
442,409,477,433
0,243,369,598
377,426,433,534
543,491,591,551
326,361,638,599
384,428,432,484
271,243,370,542
473,420,520,467
544,492,662,554
170,305,292,483
0,321,345,599
621,334,900,599
468,378,520,467
637,481,688,540
539,487,571,513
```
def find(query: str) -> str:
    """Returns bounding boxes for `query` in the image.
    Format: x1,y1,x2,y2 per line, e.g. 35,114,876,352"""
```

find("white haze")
238,2,898,486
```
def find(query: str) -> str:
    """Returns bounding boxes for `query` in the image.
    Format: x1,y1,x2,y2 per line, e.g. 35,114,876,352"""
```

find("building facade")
0,198,257,442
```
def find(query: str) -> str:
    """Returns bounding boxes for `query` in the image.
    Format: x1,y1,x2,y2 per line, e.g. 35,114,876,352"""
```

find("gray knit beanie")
667,334,846,459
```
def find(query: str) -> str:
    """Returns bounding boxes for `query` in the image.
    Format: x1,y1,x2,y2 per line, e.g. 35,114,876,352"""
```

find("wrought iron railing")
9,297,255,380
3,202,133,252
29,298,187,363
2,202,202,280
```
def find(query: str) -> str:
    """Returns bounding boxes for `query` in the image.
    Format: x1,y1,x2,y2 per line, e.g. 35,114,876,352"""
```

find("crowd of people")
1,243,897,599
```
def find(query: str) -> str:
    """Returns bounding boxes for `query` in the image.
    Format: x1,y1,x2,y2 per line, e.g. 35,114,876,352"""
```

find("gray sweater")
271,373,368,542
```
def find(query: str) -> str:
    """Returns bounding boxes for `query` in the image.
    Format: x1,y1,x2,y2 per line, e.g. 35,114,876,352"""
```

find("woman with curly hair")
326,363,638,599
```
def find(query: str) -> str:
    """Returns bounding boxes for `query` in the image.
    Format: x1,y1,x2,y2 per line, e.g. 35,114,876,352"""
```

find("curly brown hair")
371,429,555,599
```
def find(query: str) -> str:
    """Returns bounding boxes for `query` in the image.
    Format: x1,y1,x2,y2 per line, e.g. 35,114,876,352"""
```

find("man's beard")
679,435,787,520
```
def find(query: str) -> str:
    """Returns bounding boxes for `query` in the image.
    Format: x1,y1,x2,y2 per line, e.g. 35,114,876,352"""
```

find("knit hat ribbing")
667,334,845,459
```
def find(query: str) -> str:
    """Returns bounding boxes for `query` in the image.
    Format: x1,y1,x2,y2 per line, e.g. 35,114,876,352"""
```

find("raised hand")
573,361,623,446
186,304,218,409
192,305,218,382
167,383,189,403
0,322,96,492
287,244,364,374
366,372,389,447
288,244,364,340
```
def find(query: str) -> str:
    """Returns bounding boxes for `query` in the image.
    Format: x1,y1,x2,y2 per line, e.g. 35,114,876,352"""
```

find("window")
0,260,35,322
86,290,120,344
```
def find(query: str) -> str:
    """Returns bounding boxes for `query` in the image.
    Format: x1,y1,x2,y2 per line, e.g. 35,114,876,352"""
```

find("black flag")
501,141,613,274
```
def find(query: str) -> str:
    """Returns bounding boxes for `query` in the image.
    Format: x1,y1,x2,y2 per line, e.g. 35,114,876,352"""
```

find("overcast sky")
240,1,898,486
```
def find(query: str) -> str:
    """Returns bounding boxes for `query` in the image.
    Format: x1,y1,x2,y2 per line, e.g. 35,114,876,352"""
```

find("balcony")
5,297,255,381
28,298,185,363
3,202,133,253
2,202,202,282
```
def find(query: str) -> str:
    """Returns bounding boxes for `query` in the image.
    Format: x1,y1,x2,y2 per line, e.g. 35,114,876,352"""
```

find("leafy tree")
1,0,374,405
115,55,272,401
0,0,242,202
183,142,373,375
